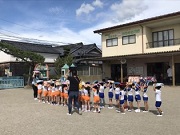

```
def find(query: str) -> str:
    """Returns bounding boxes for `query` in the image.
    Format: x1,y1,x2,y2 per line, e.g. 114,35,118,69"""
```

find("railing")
0,76,24,89
146,38,180,48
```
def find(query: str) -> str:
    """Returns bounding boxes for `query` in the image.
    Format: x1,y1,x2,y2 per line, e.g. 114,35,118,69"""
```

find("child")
99,82,105,108
119,87,125,114
154,83,164,116
51,81,56,105
107,81,114,109
114,82,120,111
42,81,48,103
37,80,43,102
133,82,141,113
123,84,128,111
55,80,61,105
127,82,134,112
92,85,100,113
63,84,68,106
142,80,149,112
83,82,91,112
79,82,85,111
47,81,52,104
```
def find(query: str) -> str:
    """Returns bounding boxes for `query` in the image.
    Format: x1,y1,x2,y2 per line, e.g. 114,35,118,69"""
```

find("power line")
0,18,44,32
0,32,77,46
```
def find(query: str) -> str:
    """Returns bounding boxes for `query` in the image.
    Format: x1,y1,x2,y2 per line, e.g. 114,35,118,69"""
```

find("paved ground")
0,86,180,135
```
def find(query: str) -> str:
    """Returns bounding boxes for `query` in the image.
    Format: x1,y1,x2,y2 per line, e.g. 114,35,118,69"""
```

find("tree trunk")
27,65,32,86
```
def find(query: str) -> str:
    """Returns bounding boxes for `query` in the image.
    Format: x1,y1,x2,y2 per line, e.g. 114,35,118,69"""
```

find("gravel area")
0,86,180,135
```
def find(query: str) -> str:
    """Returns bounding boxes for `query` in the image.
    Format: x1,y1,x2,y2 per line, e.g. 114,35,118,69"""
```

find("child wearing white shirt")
153,83,164,116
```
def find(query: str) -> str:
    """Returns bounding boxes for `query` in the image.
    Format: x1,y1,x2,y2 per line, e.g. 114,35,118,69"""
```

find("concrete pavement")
0,86,180,135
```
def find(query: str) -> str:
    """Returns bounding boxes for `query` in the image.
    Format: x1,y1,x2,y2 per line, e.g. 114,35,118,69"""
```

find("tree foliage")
54,46,73,77
0,42,45,64
0,42,45,85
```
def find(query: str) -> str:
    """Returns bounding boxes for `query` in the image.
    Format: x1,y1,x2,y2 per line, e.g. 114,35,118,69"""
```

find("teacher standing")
66,70,82,115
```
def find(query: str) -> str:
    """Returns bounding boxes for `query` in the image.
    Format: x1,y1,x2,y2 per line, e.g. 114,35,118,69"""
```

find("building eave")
94,11,180,33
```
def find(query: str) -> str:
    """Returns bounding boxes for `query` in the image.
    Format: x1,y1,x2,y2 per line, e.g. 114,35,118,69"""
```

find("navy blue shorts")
115,94,119,100
128,95,133,102
108,92,113,99
124,95,127,101
135,95,141,101
143,97,148,101
120,100,124,105
99,93,104,98
155,101,162,108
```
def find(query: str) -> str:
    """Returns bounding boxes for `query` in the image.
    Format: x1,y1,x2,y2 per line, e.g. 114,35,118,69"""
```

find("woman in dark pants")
32,72,39,100
66,70,82,115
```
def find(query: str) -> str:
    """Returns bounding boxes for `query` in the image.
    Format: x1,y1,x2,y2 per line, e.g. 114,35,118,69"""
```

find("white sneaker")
42,101,45,103
93,110,97,113
34,98,38,100
67,113,72,116
78,109,82,115
121,112,125,114
128,109,132,112
100,106,104,108
87,110,91,112
116,110,120,113
135,109,140,113
143,110,148,113
108,107,113,109
157,114,163,117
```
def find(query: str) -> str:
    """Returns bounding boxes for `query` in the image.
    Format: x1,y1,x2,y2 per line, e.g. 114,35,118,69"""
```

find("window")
122,35,136,45
106,38,118,47
152,29,174,47
77,66,101,76
90,66,101,75
77,66,89,75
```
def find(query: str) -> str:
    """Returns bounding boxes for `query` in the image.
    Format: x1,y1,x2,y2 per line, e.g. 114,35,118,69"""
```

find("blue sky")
0,0,180,46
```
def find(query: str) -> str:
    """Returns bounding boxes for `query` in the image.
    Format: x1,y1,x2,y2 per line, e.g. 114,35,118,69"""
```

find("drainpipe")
140,25,144,53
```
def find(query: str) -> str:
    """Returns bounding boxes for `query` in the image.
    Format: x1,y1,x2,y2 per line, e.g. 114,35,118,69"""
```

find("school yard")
0,86,179,135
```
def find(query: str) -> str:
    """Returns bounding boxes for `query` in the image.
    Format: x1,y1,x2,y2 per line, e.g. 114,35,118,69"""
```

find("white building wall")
0,51,58,63
0,51,11,63
38,53,58,63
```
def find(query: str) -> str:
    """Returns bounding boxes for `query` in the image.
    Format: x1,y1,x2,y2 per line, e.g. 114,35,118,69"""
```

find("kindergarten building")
94,11,180,86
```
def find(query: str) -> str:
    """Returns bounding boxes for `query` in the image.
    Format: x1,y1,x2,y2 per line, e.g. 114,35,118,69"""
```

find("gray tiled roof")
1,40,60,54
54,42,83,56
1,40,102,57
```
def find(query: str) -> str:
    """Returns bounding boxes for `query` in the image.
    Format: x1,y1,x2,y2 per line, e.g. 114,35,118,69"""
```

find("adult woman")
32,71,39,100
66,70,82,115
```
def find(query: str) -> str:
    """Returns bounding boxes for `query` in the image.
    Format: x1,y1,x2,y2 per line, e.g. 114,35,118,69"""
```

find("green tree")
0,42,45,85
54,46,73,77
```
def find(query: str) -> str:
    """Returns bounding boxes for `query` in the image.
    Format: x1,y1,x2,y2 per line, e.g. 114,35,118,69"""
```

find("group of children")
34,78,164,116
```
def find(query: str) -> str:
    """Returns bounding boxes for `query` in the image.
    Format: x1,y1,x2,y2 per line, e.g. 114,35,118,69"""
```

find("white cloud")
76,3,95,16
92,0,103,8
48,7,63,15
1,0,180,48
110,0,147,22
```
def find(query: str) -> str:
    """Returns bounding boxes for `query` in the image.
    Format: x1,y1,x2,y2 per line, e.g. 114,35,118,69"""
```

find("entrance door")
175,63,180,85
111,64,127,82
147,62,168,83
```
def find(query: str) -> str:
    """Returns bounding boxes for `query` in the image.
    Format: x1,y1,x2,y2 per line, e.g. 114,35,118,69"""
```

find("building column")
172,55,175,86
121,63,123,83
